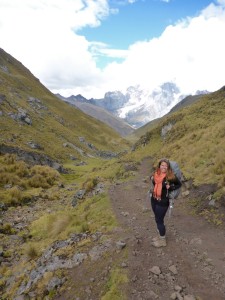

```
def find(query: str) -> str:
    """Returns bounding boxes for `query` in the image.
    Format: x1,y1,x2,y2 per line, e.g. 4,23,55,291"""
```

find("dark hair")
157,158,175,181
158,158,170,168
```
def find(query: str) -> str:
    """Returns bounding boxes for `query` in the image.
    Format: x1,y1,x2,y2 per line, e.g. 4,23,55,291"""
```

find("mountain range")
57,84,209,133
56,93,134,137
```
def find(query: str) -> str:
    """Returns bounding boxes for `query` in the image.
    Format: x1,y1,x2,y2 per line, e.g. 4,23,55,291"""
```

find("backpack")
168,160,182,199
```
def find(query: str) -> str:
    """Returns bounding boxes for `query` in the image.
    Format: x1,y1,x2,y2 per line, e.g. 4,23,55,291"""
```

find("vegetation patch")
199,208,224,226
188,183,225,226
101,267,128,300
0,153,61,208
26,193,117,253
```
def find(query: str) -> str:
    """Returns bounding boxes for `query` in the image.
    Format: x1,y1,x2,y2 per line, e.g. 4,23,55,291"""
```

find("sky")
1,0,225,99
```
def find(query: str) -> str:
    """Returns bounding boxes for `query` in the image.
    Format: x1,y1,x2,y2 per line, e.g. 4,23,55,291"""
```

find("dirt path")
109,157,225,300
2,157,225,299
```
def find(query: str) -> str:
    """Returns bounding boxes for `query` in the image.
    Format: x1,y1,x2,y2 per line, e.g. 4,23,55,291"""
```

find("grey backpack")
169,161,182,199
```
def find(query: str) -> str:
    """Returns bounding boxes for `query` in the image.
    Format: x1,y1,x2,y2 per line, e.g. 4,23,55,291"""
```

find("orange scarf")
153,171,166,199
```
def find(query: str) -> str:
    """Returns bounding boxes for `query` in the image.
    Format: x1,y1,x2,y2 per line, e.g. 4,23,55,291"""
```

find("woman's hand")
165,182,170,190
165,181,170,198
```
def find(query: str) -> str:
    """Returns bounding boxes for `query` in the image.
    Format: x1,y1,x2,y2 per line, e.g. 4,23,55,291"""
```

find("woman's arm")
169,176,182,191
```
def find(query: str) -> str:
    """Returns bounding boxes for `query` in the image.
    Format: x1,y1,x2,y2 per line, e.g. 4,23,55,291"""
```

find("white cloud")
89,42,128,59
0,0,113,97
0,0,225,99
100,0,225,96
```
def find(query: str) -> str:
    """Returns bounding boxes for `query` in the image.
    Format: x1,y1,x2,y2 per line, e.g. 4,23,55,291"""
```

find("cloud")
0,0,112,96
1,0,225,99
100,0,225,95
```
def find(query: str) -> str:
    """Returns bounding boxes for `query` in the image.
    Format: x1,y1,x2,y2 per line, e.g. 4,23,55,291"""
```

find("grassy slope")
128,86,225,188
0,48,130,163
0,49,132,298
127,94,205,143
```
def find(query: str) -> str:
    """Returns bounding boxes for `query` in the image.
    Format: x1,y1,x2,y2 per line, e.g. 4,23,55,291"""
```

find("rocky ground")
108,157,225,300
1,157,225,299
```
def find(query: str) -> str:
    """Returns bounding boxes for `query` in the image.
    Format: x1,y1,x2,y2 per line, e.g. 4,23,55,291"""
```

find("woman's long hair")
156,158,175,181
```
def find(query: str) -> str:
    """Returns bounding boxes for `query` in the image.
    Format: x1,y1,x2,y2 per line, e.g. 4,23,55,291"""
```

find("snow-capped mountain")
90,82,186,128
58,82,209,129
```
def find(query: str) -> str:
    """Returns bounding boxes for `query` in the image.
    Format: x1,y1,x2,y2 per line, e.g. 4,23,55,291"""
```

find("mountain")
132,85,225,185
91,84,210,128
60,83,210,129
127,92,209,141
168,93,206,114
0,48,130,166
56,93,134,137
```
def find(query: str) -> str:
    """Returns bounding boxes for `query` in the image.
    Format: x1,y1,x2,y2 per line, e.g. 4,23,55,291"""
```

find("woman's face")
160,161,168,173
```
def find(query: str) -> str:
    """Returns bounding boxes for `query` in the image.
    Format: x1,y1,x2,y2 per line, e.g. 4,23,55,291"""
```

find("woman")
150,158,182,248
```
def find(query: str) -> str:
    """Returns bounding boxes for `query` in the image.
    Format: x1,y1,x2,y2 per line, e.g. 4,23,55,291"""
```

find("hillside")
0,48,130,166
130,86,225,193
127,93,205,142
1,47,225,299
56,94,134,137
0,48,132,299
168,94,204,114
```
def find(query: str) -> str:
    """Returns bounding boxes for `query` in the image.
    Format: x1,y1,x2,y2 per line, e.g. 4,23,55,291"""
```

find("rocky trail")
109,157,225,300
2,157,225,300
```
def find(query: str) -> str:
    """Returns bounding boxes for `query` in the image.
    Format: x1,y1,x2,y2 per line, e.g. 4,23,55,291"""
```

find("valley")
1,48,225,299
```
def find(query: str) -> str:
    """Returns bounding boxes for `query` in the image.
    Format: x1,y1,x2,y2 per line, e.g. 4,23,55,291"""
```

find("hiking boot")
152,237,167,248
151,229,160,242
152,236,160,242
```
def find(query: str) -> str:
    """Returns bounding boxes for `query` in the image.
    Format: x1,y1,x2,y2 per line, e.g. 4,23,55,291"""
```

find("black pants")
151,199,169,236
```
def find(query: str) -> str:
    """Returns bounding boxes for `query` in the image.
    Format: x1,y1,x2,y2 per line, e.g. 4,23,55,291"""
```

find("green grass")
0,49,130,163
128,88,225,189
101,267,128,300
27,193,117,253
0,153,61,207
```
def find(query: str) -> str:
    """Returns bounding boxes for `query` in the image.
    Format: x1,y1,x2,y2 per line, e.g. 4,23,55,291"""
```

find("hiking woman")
150,158,182,247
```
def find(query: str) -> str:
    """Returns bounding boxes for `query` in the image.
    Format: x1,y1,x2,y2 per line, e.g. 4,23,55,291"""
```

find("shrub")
0,172,20,186
0,153,61,208
220,174,225,187
0,223,15,235
213,158,225,176
9,186,22,202
3,153,16,165
28,166,60,188
28,174,51,188
15,161,29,177
82,177,99,193
25,244,39,260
